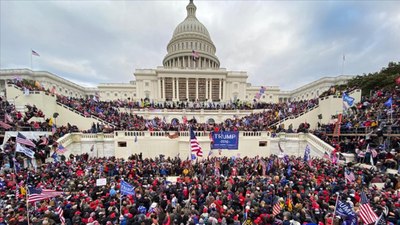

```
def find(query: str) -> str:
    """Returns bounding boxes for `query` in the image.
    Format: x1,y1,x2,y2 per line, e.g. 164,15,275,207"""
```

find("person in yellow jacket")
20,185,27,196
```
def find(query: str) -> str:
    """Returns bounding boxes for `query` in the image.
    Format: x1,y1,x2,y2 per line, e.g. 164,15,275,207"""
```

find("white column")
209,79,213,100
162,78,166,100
172,78,176,100
186,78,189,101
223,80,226,101
203,58,206,69
219,79,222,100
205,78,208,101
158,78,162,100
176,78,180,100
195,78,199,100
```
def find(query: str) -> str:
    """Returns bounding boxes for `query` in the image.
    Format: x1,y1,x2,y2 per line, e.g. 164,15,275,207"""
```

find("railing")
306,132,335,154
8,83,114,128
55,102,114,127
268,105,319,128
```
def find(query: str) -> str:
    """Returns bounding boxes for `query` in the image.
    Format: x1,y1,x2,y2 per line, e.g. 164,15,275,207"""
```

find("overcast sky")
1,0,399,90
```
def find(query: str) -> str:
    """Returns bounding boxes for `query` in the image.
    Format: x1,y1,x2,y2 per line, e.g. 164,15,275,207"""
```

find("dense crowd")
315,87,400,173
0,153,399,225
1,96,49,132
9,79,318,132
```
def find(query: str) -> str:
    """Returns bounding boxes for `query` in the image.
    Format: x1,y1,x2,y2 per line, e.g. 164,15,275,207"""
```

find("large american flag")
272,199,281,216
359,192,378,224
56,205,66,224
28,187,63,203
190,128,203,157
16,132,36,147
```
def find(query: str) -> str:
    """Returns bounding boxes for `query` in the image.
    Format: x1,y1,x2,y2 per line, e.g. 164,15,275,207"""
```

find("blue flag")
335,200,356,217
303,145,311,162
342,92,355,107
287,164,292,177
120,180,135,196
384,97,393,108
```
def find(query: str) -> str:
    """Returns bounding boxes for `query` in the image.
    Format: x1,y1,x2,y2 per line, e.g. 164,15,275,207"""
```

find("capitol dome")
163,0,220,69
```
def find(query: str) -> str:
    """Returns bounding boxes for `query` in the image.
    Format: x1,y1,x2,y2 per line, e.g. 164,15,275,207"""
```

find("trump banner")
210,131,239,150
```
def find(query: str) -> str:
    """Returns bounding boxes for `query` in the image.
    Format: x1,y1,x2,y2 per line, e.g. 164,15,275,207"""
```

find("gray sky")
1,0,399,90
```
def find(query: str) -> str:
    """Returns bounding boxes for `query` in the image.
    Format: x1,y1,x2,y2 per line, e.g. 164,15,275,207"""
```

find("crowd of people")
9,79,319,132
315,87,400,173
0,153,399,225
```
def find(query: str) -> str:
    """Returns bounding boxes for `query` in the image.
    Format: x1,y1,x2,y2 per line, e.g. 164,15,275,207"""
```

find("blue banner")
120,180,135,196
210,131,239,150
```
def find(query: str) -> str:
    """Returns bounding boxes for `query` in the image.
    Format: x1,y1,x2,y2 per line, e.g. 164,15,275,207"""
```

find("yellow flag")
35,81,41,88
48,117,54,126
287,197,293,211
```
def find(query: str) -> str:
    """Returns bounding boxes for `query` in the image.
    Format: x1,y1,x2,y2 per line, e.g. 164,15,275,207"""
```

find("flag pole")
341,54,345,76
26,185,30,225
30,49,33,71
331,194,339,225
119,192,123,224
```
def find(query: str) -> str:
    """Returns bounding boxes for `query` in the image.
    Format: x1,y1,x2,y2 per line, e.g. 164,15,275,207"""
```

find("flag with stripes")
190,128,203,157
323,151,330,160
56,205,66,225
345,169,355,183
272,199,281,216
0,121,12,129
371,148,378,158
31,50,40,56
360,192,379,224
16,132,36,147
28,187,63,203
57,144,67,154
15,183,20,200
5,113,13,123
39,135,48,146
52,125,57,135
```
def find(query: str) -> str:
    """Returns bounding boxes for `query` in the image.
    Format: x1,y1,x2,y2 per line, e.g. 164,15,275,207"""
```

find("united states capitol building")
0,0,351,104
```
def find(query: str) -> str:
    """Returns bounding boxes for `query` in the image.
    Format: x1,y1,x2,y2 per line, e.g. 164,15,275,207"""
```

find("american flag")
323,152,330,160
5,113,13,123
359,192,378,224
370,148,378,158
190,128,203,157
192,50,199,61
52,125,57,135
16,132,36,147
15,183,20,200
344,169,355,183
272,199,281,216
0,121,12,129
28,187,63,203
56,205,66,224
57,144,67,154
39,136,48,146
31,50,40,56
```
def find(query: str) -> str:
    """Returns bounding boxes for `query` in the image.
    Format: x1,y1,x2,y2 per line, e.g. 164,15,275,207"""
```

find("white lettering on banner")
214,133,237,139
